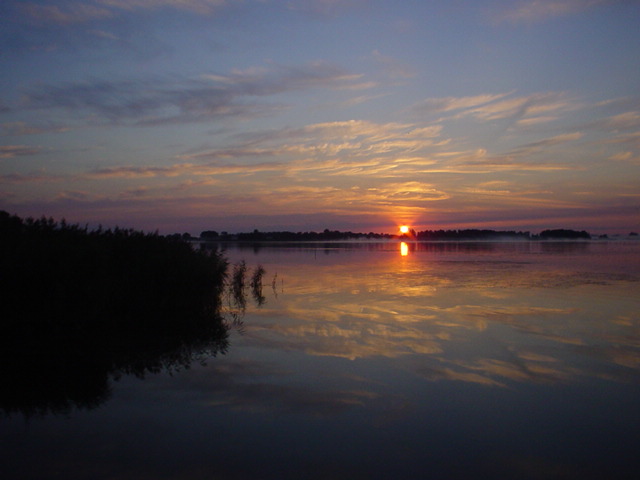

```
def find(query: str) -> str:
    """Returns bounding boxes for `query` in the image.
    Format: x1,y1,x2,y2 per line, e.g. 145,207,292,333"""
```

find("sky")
1,0,639,235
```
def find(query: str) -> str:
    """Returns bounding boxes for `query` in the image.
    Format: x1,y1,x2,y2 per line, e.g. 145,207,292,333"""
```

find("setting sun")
399,225,410,234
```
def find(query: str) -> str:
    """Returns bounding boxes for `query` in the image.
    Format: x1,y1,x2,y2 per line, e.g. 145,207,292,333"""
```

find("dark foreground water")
2,241,640,480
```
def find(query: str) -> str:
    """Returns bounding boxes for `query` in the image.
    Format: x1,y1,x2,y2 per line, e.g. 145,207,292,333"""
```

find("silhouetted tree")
539,229,590,240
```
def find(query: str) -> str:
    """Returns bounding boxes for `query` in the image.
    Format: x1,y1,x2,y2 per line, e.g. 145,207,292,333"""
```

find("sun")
399,225,410,234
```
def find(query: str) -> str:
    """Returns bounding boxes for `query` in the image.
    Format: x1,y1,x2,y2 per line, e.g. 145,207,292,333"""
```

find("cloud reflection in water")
232,242,640,386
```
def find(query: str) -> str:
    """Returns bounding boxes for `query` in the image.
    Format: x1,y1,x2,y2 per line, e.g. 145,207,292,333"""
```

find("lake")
2,241,640,480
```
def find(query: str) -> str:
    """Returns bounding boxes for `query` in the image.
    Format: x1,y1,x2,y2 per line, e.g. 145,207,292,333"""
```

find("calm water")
3,241,640,480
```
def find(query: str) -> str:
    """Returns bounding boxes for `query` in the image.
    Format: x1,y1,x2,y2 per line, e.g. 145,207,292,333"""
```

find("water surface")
3,241,640,479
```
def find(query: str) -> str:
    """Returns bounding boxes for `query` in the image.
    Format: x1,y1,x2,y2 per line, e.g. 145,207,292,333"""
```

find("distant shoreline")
190,228,639,244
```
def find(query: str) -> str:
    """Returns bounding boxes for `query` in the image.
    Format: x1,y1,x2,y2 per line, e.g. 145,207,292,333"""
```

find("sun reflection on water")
400,242,409,256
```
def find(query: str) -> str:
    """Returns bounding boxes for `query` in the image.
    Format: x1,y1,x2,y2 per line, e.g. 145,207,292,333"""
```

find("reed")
0,211,230,416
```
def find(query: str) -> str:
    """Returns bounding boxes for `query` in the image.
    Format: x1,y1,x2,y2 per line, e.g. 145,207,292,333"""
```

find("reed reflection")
0,212,265,417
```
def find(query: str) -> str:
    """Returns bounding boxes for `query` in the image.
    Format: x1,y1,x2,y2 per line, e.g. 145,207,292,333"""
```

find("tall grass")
250,265,266,305
0,211,230,416
224,261,267,328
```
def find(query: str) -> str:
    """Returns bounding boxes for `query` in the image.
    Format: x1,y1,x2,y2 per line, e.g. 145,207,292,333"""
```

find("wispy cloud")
1,121,69,136
463,92,572,123
286,0,368,18
99,0,228,15
18,0,230,25
412,93,512,115
607,151,637,162
83,161,284,179
87,29,120,41
601,131,640,148
23,62,369,125
179,120,444,162
20,2,114,25
0,145,43,158
577,110,640,142
0,172,62,183
412,91,575,130
596,111,640,131
71,113,586,196
493,0,614,24
507,131,583,157
370,50,416,79
16,0,369,28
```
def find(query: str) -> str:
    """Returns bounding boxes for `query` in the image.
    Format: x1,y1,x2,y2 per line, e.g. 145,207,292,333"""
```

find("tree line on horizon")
197,227,599,242
199,228,394,242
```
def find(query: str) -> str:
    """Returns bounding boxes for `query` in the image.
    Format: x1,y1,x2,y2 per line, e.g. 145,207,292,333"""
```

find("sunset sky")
1,0,639,235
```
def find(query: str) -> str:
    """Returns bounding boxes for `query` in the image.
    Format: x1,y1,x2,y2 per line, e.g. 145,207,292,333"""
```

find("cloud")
6,73,638,236
424,148,574,174
286,0,368,18
507,131,583,157
23,61,368,125
6,189,637,235
20,2,114,25
179,120,444,163
514,116,560,128
378,182,450,202
54,190,91,201
493,0,613,24
371,50,416,79
87,29,120,41
79,157,450,215
599,131,640,147
599,111,640,131
67,147,456,219
608,151,638,163
412,93,512,115
69,114,583,203
1,121,69,136
99,0,228,15
287,120,442,147
83,161,284,179
577,110,640,139
24,78,261,125
18,0,230,25
262,182,450,214
0,172,62,183
337,93,390,108
456,188,582,209
0,145,43,158
464,92,572,123
412,91,576,130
